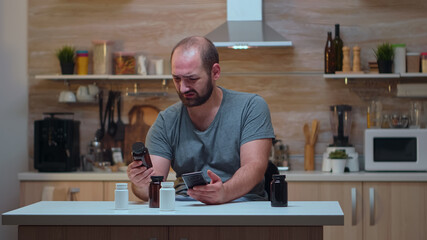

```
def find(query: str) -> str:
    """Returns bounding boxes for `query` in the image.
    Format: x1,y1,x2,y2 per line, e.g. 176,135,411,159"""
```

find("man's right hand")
127,161,154,201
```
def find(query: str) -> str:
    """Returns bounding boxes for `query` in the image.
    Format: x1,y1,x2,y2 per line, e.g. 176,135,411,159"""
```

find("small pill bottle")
149,176,164,208
76,50,89,75
270,174,288,207
115,183,128,210
160,181,175,211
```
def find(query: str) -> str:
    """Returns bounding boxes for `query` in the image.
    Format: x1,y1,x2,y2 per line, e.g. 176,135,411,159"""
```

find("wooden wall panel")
28,0,427,170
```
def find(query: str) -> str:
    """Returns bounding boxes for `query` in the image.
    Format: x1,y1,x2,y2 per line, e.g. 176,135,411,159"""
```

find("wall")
0,1,28,239
27,0,427,170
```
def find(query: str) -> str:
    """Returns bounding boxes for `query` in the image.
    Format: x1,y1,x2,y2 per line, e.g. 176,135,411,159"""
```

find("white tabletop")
2,201,343,226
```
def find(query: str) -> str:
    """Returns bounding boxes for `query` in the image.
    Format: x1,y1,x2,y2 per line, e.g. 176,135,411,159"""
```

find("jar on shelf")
421,52,427,73
381,114,391,128
114,52,136,75
92,40,113,75
76,50,89,75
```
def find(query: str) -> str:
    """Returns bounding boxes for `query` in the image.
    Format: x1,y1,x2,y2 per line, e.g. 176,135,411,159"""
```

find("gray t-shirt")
146,87,275,200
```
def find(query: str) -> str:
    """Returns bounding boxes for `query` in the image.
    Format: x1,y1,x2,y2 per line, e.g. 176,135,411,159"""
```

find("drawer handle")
369,187,375,225
351,187,357,225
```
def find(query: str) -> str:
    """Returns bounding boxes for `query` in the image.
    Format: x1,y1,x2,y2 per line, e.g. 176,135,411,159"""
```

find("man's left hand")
187,170,226,205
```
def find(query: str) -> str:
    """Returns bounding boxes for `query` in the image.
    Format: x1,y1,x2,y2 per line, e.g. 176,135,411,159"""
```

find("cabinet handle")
351,187,357,225
69,187,80,201
369,187,375,225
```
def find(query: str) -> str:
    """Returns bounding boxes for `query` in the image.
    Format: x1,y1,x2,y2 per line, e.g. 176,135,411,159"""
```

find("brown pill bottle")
149,176,164,208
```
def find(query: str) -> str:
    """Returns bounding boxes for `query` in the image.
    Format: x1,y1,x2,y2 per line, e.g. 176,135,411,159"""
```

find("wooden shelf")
324,73,427,79
323,73,400,79
35,74,172,80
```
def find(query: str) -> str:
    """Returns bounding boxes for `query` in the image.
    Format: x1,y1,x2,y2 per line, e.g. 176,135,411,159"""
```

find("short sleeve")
240,95,275,146
145,113,173,160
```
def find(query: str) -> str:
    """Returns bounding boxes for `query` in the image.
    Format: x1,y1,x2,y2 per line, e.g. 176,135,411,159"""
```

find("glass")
381,114,391,128
368,100,382,128
410,101,422,128
114,52,136,75
149,176,164,208
324,32,336,74
92,40,113,74
270,174,288,207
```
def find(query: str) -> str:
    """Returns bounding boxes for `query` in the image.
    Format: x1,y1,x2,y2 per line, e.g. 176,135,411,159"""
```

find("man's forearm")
131,182,149,201
222,161,267,203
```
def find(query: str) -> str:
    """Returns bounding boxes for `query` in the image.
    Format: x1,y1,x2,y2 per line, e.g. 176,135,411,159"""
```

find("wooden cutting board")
123,105,160,164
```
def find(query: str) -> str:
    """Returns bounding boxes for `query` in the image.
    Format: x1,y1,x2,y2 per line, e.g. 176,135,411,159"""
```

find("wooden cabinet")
363,182,427,240
20,181,103,206
289,182,363,240
289,181,427,240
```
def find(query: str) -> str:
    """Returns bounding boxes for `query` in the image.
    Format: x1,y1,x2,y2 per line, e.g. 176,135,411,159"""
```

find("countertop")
2,201,343,226
18,170,427,182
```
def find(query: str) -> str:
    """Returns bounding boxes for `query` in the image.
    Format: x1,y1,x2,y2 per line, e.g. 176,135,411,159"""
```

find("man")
127,36,274,205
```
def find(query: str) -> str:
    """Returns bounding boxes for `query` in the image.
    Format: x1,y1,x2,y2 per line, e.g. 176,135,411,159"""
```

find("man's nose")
179,80,190,93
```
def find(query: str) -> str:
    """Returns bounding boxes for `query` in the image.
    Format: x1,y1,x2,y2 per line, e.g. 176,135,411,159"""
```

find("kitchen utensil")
95,90,104,140
303,123,310,144
107,92,117,137
114,93,125,141
310,119,319,145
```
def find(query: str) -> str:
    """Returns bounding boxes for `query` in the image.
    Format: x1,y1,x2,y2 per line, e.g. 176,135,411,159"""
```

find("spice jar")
381,114,391,128
92,40,113,74
76,50,89,75
114,52,136,75
149,176,164,208
421,52,427,73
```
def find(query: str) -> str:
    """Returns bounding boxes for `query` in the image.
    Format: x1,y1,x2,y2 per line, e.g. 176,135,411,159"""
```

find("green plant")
373,43,394,61
328,150,350,159
56,45,75,63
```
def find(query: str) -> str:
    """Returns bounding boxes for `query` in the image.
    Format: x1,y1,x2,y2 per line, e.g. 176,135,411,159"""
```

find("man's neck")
186,87,223,131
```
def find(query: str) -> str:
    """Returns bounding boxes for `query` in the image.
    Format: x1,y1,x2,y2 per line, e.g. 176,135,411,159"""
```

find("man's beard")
178,78,214,107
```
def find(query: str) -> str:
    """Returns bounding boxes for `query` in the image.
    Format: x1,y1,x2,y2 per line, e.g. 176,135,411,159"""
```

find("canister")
114,52,136,75
392,44,406,73
406,52,420,73
421,52,427,73
92,40,113,74
76,50,89,75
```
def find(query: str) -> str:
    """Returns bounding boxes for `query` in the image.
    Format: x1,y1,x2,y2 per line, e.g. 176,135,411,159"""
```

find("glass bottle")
270,174,288,207
325,32,336,74
334,24,344,72
149,176,164,208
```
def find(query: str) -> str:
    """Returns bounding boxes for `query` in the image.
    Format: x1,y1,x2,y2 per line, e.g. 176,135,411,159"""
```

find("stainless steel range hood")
205,0,292,49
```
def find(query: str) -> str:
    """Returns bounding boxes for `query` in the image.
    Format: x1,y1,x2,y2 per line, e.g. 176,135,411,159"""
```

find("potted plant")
373,43,394,73
328,150,350,173
56,45,75,74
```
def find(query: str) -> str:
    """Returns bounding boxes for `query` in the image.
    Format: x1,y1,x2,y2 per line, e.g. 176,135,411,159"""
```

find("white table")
2,201,344,240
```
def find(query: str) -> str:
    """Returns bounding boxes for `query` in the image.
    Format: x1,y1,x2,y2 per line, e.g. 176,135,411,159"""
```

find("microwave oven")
364,129,427,171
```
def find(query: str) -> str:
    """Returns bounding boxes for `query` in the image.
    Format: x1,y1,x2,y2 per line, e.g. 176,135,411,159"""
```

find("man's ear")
211,63,221,81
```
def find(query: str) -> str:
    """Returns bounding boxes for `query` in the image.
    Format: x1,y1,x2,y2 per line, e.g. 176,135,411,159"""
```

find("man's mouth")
183,91,196,98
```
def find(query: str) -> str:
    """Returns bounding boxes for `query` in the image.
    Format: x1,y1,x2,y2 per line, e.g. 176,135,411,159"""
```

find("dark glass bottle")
149,176,164,208
132,142,152,168
324,31,336,74
270,174,288,207
334,24,344,71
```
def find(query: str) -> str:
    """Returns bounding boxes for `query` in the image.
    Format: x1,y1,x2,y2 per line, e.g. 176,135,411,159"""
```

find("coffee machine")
322,105,359,172
34,112,80,172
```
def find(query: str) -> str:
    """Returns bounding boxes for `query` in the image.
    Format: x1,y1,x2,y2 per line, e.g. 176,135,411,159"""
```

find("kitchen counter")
2,201,343,240
18,170,427,182
2,200,343,226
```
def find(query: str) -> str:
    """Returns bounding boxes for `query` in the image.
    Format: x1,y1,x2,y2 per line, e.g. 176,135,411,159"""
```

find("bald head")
171,36,219,75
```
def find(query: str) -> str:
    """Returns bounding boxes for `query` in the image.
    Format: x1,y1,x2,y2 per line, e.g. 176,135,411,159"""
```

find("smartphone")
182,171,207,189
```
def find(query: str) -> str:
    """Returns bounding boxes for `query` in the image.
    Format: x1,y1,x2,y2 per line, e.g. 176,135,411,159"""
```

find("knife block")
304,144,315,171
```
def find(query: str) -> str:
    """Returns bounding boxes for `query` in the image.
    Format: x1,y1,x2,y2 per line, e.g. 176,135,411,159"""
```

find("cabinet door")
20,181,103,206
288,182,363,240
363,182,427,240
103,181,140,202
